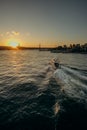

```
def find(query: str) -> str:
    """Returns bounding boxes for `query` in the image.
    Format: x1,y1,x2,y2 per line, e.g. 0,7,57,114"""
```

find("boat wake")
53,64,87,99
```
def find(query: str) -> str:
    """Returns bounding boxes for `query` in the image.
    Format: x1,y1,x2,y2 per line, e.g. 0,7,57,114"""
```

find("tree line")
51,43,87,53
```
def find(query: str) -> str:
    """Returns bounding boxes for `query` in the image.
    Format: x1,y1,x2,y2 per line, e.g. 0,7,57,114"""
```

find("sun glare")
9,42,19,48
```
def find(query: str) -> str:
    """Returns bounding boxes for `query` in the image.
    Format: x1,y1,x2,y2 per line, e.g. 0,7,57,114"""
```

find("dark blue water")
0,50,87,130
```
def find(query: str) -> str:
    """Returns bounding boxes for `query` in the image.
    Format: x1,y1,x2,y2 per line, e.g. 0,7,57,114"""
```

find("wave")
0,59,87,130
53,64,87,99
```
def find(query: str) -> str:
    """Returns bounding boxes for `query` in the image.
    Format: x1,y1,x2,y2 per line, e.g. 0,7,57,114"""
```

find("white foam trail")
53,68,70,84
53,65,87,99
61,66,87,81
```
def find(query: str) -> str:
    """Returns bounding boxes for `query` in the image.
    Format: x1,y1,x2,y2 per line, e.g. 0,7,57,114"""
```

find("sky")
0,0,87,47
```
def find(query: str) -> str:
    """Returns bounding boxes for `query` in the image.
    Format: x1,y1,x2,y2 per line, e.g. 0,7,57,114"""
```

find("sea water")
0,50,87,130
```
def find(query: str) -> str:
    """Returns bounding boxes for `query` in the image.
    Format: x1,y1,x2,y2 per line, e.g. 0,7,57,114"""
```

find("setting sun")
9,42,19,48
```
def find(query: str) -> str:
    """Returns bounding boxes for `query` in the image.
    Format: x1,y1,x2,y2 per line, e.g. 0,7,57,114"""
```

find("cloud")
6,32,10,35
0,34,3,37
12,31,20,36
0,31,20,38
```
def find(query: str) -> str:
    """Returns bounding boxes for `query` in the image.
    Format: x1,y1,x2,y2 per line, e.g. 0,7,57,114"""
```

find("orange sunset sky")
0,0,87,48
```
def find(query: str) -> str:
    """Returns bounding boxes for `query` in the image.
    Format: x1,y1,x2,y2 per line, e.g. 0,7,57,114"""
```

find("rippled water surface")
0,50,87,130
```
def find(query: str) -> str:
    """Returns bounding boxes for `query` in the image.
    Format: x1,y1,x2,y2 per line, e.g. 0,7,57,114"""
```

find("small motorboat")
50,58,60,69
